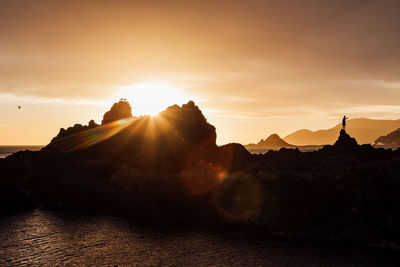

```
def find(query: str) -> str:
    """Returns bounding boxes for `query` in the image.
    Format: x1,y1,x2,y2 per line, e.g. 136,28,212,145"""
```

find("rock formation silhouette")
333,129,358,147
47,100,218,172
48,119,100,147
101,100,133,125
47,101,133,150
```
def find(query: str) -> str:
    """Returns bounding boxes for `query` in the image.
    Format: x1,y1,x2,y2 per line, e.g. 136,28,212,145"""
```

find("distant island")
245,134,294,149
245,134,322,153
1,100,400,247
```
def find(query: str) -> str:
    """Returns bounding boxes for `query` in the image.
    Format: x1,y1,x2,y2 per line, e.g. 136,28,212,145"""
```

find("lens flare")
215,172,263,221
181,161,222,196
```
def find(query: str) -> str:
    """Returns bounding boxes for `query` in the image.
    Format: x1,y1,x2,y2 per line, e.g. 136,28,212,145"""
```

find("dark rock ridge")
333,129,358,148
48,100,132,147
1,101,400,246
49,119,99,145
373,128,400,147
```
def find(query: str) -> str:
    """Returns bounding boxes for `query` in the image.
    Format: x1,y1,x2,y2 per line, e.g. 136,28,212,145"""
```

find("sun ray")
50,117,138,151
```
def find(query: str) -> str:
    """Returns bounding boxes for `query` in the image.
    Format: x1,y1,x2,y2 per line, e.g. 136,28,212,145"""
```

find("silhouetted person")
342,116,348,130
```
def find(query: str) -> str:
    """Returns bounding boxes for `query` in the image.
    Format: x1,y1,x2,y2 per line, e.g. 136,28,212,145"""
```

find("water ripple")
0,209,398,266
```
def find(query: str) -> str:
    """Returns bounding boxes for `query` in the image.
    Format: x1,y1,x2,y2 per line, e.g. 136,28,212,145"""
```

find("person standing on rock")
342,116,349,130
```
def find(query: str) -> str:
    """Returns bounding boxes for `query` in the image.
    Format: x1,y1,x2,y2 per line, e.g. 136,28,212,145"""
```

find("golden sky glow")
1,0,400,145
115,81,193,116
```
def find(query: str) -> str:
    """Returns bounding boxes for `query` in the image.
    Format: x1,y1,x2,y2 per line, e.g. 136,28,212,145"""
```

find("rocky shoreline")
1,101,399,246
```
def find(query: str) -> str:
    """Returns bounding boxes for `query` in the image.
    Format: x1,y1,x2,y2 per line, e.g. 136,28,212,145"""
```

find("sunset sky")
1,0,400,145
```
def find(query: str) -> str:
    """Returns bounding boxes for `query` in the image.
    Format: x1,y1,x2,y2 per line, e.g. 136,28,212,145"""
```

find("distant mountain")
373,128,400,147
246,134,294,149
284,118,400,146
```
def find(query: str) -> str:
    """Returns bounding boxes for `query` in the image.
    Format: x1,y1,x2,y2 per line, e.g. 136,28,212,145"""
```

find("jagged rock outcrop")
101,100,133,125
47,100,132,149
46,100,218,172
158,100,217,151
373,128,400,147
333,129,358,148
48,119,99,148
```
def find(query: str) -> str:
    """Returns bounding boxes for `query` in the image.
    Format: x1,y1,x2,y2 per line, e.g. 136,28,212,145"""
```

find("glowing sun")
116,81,191,116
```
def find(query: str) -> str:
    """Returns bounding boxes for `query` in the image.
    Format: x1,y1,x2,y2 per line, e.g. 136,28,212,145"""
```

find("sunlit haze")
115,81,192,116
1,0,400,145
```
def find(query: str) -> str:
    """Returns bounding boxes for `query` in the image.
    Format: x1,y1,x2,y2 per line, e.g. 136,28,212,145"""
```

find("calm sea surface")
0,146,43,158
245,146,324,154
0,209,398,266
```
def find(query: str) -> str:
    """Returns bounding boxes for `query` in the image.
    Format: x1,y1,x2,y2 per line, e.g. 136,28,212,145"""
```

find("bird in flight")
18,105,21,110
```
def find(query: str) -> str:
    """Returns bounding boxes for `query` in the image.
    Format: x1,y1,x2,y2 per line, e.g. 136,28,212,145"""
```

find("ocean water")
0,209,398,266
246,145,323,154
0,146,43,159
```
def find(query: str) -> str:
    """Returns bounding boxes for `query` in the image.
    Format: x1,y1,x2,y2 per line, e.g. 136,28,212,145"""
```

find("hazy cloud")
2,0,400,144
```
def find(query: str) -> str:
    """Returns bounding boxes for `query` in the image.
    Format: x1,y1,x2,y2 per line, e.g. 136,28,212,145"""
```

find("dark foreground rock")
1,101,400,245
